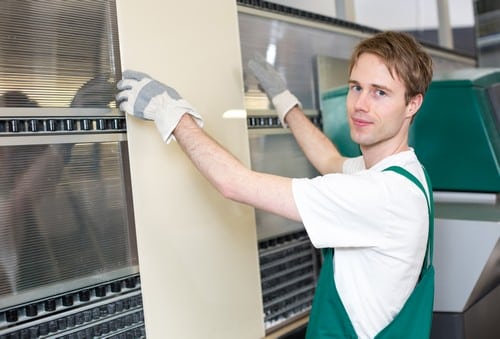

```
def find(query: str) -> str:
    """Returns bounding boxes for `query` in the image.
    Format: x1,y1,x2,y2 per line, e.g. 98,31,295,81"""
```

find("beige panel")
116,1,264,338
316,55,350,96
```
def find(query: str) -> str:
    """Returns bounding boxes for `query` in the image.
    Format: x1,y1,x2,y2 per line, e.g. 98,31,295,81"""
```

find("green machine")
321,68,500,192
321,68,500,339
410,68,500,192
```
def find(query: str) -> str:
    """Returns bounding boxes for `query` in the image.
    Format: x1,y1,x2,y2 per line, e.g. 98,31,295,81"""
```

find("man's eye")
375,89,386,96
350,85,361,92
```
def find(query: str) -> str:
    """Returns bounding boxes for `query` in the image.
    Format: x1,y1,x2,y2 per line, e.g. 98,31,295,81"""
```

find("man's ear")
406,93,424,119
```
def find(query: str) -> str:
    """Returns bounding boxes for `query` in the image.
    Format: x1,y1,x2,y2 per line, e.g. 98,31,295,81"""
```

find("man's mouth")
352,117,372,127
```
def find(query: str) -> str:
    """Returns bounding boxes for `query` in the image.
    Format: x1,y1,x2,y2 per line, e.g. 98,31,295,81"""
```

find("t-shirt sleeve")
342,156,366,174
292,171,391,248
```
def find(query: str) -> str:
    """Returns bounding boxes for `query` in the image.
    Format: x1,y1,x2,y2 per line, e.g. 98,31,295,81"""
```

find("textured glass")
0,0,121,108
0,142,137,297
0,0,136,309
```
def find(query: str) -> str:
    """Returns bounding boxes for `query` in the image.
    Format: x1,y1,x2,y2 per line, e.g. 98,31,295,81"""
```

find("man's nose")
353,91,370,112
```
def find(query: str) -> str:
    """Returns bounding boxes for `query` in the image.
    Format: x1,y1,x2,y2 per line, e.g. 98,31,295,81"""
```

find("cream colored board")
116,1,264,338
316,55,349,96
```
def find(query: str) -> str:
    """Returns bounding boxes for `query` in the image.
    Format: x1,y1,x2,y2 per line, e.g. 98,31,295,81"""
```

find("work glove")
116,70,203,143
248,53,301,126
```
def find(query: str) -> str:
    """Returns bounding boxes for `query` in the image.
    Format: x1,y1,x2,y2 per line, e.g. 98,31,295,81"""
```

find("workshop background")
0,1,498,338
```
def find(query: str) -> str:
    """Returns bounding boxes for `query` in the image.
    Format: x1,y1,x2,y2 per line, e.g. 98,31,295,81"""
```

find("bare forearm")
173,114,300,221
174,114,246,198
286,107,346,174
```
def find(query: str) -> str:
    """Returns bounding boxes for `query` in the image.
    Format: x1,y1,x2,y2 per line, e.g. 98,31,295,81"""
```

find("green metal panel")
409,69,500,192
321,86,361,157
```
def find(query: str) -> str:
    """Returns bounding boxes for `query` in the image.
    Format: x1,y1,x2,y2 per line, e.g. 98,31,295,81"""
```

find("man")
117,31,434,338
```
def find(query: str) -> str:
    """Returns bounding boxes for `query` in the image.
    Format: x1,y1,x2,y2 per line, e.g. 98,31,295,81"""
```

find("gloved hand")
248,53,301,126
116,70,203,143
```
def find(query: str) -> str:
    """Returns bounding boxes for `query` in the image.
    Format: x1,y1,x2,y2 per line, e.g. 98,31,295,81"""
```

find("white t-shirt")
292,149,429,339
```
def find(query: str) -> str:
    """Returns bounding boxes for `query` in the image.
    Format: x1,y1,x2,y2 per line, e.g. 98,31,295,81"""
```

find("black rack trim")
0,117,127,136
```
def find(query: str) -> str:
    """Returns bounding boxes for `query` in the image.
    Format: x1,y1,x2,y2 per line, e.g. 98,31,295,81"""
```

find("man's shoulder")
373,150,421,172
343,151,421,174
342,156,365,174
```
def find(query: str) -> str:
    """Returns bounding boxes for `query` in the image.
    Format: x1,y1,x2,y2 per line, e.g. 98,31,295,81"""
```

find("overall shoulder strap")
383,166,434,268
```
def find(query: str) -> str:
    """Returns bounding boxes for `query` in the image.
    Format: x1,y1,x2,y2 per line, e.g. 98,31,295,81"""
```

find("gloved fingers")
247,59,261,77
118,77,181,101
117,92,147,120
116,78,138,90
248,53,288,99
116,77,151,101
115,82,144,118
117,91,137,116
251,52,268,69
248,57,266,78
248,60,273,91
115,87,133,103
122,69,152,81
249,52,279,75
118,97,134,115
249,53,285,83
253,52,267,63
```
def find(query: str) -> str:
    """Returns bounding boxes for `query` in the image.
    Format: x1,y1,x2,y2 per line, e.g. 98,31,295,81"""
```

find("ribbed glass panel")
0,0,120,108
0,142,137,296
0,0,134,308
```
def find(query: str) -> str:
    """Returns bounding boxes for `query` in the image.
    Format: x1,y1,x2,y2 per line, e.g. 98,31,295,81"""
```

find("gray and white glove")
248,54,301,126
116,70,203,143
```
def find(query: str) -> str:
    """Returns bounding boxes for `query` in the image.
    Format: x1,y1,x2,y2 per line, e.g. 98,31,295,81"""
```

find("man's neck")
361,143,410,169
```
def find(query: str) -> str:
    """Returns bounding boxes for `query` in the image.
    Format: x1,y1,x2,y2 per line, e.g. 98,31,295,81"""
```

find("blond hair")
349,31,434,105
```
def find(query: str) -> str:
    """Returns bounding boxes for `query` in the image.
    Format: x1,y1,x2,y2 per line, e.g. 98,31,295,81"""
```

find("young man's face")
346,53,419,152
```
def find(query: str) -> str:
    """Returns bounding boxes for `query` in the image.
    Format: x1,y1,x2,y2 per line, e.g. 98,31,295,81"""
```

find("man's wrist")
272,90,301,127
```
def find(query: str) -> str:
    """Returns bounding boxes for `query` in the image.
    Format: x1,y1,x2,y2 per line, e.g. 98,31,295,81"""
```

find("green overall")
305,166,434,339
